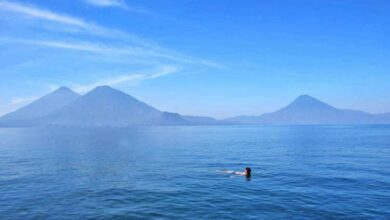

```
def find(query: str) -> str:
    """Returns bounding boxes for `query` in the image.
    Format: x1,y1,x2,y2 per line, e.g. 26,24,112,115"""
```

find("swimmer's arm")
223,170,235,174
222,170,246,175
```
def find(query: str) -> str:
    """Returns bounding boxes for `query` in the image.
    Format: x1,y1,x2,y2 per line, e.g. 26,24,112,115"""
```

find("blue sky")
0,0,389,118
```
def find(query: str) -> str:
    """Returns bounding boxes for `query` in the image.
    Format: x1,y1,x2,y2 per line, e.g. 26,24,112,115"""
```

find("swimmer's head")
245,167,251,177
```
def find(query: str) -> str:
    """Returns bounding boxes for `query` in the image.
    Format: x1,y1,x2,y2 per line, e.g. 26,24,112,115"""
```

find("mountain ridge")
225,95,389,125
45,86,184,126
1,89,389,127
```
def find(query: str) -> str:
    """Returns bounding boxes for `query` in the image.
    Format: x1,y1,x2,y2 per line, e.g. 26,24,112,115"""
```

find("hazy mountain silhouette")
45,86,187,126
183,115,220,124
226,95,389,124
0,87,80,126
1,89,389,127
0,86,190,127
160,112,188,125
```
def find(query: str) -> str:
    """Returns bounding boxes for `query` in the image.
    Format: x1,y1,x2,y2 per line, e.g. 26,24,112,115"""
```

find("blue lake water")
0,125,389,219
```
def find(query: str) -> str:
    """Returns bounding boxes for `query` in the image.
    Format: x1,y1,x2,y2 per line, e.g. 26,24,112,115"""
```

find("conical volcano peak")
295,94,319,102
284,94,335,111
86,85,127,97
292,94,324,104
53,86,78,94
92,85,118,93
95,85,114,90
56,86,71,91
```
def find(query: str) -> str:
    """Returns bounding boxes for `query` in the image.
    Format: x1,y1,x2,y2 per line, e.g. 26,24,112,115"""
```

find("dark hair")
245,167,251,177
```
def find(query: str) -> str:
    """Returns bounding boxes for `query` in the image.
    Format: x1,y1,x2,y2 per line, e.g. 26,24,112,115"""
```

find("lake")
0,125,389,219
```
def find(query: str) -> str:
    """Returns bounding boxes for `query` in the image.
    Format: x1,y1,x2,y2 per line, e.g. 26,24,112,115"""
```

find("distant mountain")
0,87,80,126
226,95,390,125
183,115,220,125
45,86,188,127
1,89,389,127
160,112,188,125
378,112,390,118
0,86,190,127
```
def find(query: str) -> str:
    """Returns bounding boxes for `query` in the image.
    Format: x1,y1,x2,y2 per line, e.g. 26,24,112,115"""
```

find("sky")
0,0,389,118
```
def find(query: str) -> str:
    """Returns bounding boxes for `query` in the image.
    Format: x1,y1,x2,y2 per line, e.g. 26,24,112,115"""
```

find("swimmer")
223,167,251,177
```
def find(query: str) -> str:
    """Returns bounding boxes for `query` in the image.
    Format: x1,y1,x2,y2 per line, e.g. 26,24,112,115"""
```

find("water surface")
0,125,389,219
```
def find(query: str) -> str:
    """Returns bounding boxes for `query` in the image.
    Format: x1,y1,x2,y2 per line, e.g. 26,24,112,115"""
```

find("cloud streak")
72,66,178,93
85,0,126,8
0,94,46,117
9,96,38,106
0,1,148,43
0,38,222,68
0,1,89,27
84,0,150,14
0,1,221,68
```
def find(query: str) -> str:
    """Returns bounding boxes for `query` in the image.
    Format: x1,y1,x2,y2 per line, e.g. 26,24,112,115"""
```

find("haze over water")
1,125,389,219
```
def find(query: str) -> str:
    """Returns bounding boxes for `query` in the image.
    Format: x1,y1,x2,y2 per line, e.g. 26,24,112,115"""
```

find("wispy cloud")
9,96,38,106
0,38,222,68
84,0,150,14
0,1,221,68
0,1,89,27
85,0,127,8
0,102,27,117
0,1,147,42
0,91,51,117
5,84,59,110
33,40,221,68
72,66,178,93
